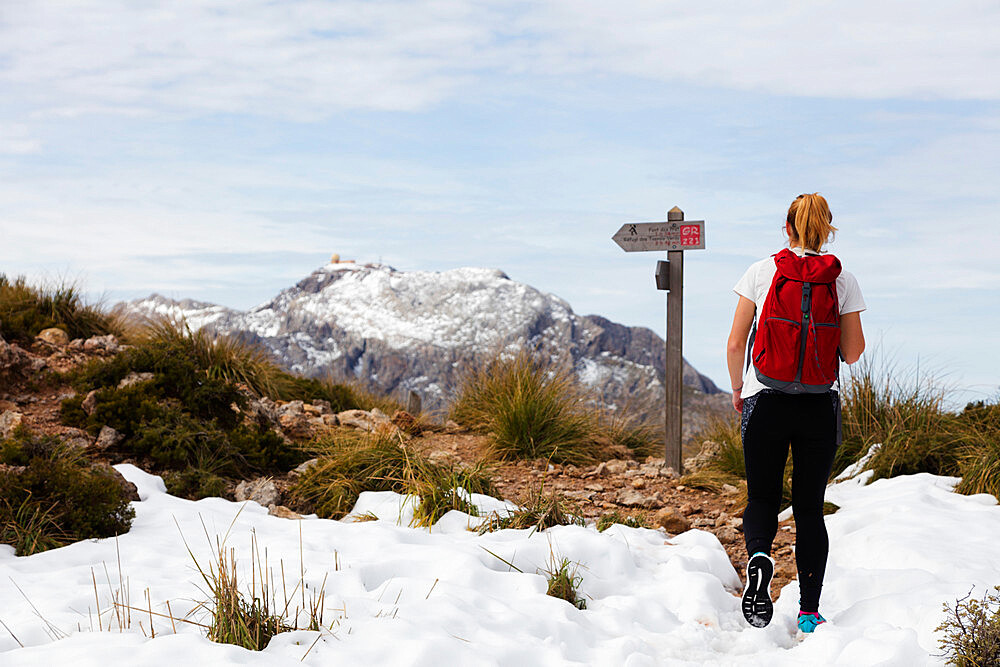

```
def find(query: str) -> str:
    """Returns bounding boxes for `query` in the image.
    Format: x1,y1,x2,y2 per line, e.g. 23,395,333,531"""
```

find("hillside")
123,262,726,424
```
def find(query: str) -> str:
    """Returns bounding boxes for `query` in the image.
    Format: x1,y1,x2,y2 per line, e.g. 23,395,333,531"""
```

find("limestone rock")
605,460,629,475
61,427,93,450
337,409,377,431
95,425,125,450
235,478,281,507
289,458,320,478
302,403,322,416
311,399,332,415
82,390,100,415
36,327,69,346
653,508,691,533
0,410,24,438
427,450,462,468
716,526,742,544
118,371,154,388
83,334,120,354
616,488,664,509
0,335,32,377
370,407,392,425
684,440,723,474
321,413,339,426
68,338,85,350
278,412,312,439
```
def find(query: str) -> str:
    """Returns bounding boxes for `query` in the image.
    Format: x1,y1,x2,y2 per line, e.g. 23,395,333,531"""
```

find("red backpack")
748,249,842,393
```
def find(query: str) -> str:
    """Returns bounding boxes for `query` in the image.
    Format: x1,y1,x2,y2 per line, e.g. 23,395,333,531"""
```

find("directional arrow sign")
612,221,706,252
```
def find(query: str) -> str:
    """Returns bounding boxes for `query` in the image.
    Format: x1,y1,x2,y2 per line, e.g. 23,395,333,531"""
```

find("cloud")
1,1,998,123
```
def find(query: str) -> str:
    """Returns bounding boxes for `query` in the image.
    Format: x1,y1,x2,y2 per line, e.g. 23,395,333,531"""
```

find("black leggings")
741,391,839,613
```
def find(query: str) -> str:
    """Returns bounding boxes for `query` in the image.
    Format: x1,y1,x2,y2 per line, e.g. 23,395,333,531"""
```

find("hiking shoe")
741,552,775,628
797,611,827,633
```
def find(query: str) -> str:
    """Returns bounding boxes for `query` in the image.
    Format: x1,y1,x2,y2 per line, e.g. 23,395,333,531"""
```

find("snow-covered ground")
1,465,998,666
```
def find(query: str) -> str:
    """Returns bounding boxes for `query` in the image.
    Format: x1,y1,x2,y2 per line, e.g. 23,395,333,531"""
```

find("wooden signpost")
612,207,706,474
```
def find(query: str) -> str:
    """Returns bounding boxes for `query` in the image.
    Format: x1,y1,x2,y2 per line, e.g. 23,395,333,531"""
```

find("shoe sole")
741,555,774,628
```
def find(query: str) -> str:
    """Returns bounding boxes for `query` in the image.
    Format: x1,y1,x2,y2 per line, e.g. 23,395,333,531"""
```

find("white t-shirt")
733,247,866,398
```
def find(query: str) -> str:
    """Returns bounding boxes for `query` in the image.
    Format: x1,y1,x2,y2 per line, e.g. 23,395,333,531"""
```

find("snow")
2,466,998,665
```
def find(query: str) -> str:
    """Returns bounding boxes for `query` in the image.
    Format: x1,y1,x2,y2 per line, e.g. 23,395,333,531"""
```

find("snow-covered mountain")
123,262,722,415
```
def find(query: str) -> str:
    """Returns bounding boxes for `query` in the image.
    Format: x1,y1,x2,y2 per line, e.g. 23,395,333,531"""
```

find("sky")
1,1,999,402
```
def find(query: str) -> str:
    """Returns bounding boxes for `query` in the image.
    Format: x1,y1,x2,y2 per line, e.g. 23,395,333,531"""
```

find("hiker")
725,193,866,633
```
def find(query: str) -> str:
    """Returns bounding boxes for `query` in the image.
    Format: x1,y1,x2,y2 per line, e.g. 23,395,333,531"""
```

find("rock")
370,407,391,425
312,399,332,415
716,526,742,544
722,483,740,495
616,488,664,509
444,419,462,432
639,463,664,478
427,450,462,468
563,489,595,502
0,335,32,377
82,390,100,415
278,400,304,416
95,425,125,449
247,396,280,425
68,338,85,350
678,503,696,516
235,478,281,507
61,428,93,450
302,403,322,416
36,327,69,346
321,414,339,426
118,371,154,388
0,410,24,438
645,456,666,466
83,334,120,354
337,409,377,431
589,462,607,477
714,512,731,527
683,440,723,474
93,463,140,502
290,458,320,478
631,478,646,490
278,412,312,438
584,483,604,492
268,505,302,520
653,508,691,533
605,460,629,475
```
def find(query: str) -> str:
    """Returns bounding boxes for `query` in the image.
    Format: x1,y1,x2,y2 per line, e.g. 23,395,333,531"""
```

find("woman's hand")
732,386,744,413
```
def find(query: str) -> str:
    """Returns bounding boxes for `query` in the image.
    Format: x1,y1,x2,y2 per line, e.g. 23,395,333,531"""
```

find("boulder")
337,409,377,431
36,327,69,346
118,371,154,388
95,425,125,449
235,478,281,507
653,508,691,533
278,400,304,416
68,338,85,351
82,390,100,415
0,410,24,438
61,427,93,450
715,526,742,544
0,335,32,377
302,403,322,416
311,399,332,415
83,334,120,354
321,413,339,426
370,407,392,425
277,412,312,439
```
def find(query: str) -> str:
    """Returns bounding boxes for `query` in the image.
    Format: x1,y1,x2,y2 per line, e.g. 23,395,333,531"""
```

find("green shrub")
163,468,229,500
936,586,1000,666
544,556,586,610
595,511,650,532
838,358,961,481
478,485,583,534
0,274,121,343
289,431,496,522
0,431,135,555
450,352,604,464
410,461,496,528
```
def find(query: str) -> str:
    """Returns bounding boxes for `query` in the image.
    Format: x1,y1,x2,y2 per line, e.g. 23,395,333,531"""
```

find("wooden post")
665,207,684,474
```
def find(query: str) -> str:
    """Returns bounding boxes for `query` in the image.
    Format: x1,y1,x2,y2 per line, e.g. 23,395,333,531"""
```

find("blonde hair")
786,193,837,252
